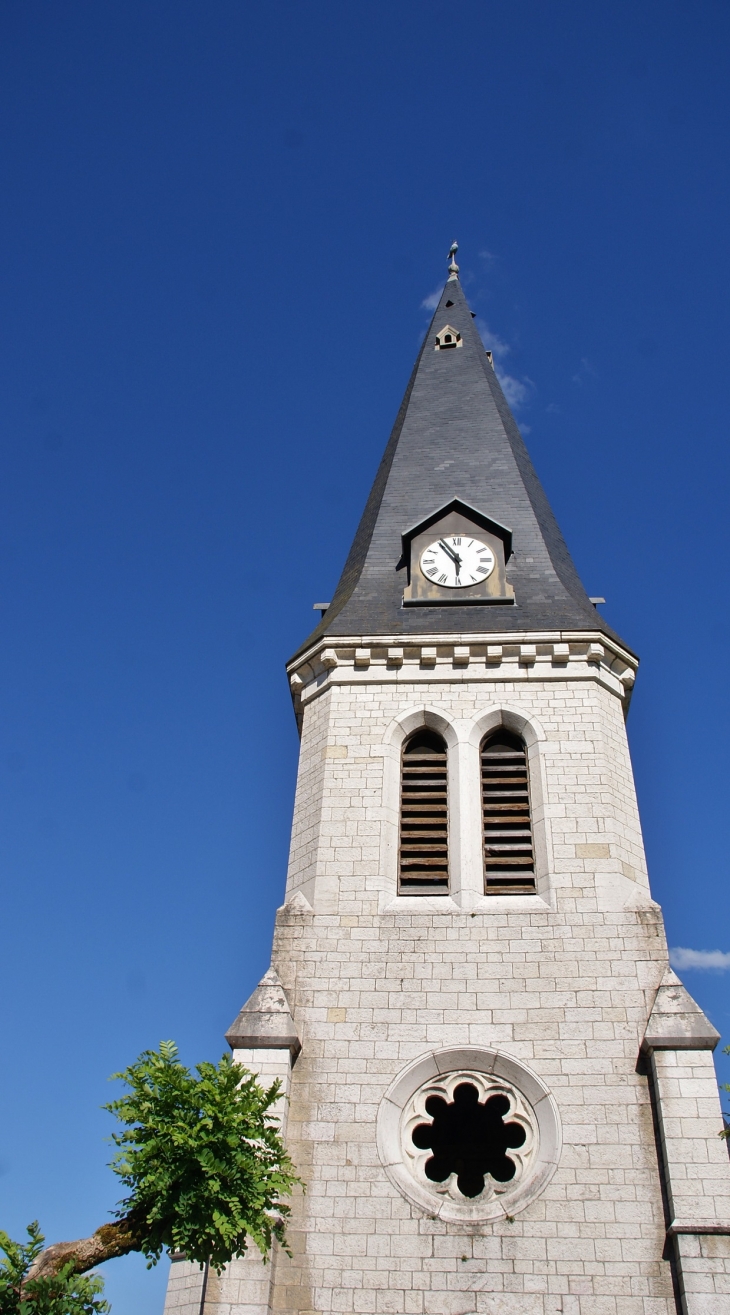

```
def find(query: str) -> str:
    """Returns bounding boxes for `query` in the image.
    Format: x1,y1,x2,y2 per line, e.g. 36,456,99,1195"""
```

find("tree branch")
23,1217,141,1285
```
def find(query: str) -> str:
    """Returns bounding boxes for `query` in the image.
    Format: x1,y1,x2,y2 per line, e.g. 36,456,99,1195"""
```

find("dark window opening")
412,1082,526,1198
399,730,448,894
481,730,536,895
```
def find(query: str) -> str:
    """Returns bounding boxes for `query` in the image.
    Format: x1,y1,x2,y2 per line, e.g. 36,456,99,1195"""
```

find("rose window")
377,1047,561,1223
412,1081,527,1198
403,1069,534,1206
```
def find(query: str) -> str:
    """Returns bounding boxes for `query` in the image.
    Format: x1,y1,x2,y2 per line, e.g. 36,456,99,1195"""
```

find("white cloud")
474,317,532,414
421,286,443,312
670,946,730,972
420,300,532,416
498,373,529,410
572,357,597,386
475,318,510,361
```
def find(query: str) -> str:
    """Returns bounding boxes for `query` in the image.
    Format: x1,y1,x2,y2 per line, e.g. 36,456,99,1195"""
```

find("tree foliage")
0,1223,108,1315
7,1041,301,1307
104,1041,300,1272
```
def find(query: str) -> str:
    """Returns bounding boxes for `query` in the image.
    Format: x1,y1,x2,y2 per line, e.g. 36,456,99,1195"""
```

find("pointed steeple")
298,256,629,653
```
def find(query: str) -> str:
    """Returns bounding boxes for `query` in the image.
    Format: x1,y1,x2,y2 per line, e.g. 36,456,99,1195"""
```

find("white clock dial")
419,536,496,589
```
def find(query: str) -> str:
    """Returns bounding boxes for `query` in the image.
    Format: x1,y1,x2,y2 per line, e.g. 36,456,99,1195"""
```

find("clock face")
419,536,496,589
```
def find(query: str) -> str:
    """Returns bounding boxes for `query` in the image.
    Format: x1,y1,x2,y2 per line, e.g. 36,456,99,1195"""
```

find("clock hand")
438,539,462,571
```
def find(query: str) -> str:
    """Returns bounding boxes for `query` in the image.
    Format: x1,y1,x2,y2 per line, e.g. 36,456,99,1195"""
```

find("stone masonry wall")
264,672,681,1314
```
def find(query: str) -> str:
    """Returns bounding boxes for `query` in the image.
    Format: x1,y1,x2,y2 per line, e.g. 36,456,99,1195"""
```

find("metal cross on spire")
447,241,459,279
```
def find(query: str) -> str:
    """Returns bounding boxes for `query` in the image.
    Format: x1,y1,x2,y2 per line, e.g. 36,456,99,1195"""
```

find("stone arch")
383,705,460,752
465,703,547,751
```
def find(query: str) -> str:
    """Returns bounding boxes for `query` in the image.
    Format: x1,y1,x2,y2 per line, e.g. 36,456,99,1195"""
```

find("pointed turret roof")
225,967,301,1056
641,968,719,1052
296,261,630,655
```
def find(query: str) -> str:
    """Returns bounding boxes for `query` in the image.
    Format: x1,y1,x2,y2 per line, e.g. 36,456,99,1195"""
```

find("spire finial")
447,241,459,280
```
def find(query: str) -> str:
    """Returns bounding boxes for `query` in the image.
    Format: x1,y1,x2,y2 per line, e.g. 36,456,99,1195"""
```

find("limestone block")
162,1258,205,1315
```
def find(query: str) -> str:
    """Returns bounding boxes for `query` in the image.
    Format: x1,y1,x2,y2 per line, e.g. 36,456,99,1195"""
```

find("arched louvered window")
399,730,449,894
481,731,536,895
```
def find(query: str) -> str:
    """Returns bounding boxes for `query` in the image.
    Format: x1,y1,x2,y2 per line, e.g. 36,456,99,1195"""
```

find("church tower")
165,251,730,1315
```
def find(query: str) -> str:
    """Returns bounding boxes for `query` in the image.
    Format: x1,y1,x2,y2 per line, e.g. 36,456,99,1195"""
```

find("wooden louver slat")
399,730,449,894
481,733,536,895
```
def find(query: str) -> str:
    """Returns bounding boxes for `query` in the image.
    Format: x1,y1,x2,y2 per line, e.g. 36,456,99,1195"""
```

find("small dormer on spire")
434,324,462,350
447,241,459,280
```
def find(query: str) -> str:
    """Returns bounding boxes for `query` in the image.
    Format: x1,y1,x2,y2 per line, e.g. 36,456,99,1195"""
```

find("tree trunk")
23,1216,141,1285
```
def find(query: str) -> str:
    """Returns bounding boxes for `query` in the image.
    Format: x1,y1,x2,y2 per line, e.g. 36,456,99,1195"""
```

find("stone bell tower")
165,249,730,1315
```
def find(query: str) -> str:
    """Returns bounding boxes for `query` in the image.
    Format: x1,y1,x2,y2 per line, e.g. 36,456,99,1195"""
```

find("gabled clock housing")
401,498,515,606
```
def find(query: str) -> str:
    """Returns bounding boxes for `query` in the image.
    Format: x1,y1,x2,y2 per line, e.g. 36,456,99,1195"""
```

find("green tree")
11,1041,300,1306
0,1222,108,1314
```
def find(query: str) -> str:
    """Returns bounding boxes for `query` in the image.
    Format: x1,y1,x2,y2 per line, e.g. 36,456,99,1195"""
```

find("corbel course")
287,632,639,712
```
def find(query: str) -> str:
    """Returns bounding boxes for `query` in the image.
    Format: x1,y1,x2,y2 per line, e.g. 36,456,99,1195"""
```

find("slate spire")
298,259,628,652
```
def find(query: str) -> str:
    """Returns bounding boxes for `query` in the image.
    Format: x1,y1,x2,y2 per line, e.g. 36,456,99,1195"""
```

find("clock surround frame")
402,501,515,607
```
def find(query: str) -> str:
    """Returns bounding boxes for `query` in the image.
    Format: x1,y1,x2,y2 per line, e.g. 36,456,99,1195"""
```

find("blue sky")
1,3,729,1310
